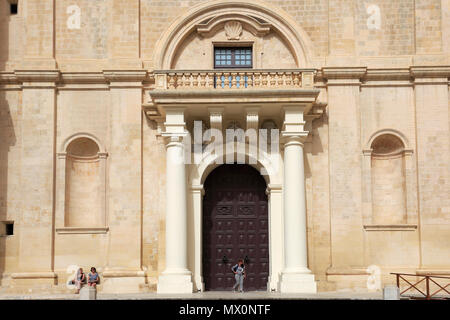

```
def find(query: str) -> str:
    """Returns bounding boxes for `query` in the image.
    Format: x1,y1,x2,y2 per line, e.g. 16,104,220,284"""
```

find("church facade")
0,0,449,294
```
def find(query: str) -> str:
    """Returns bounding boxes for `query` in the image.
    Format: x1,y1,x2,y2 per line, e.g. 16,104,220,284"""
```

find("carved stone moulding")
196,13,271,38
224,21,243,40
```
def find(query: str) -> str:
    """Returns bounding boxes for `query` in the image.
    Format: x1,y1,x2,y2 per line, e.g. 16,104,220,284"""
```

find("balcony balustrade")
153,69,315,90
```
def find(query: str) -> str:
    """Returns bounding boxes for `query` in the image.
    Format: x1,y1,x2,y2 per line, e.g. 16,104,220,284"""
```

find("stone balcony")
153,69,316,90
145,69,323,131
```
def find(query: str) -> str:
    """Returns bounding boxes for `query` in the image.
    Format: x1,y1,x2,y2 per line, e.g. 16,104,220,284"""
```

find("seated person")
88,267,100,287
75,268,86,294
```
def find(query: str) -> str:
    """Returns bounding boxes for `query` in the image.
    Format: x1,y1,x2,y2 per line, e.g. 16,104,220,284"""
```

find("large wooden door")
202,164,269,291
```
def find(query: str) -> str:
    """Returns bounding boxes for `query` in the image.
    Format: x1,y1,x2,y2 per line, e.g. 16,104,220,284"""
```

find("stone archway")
186,141,283,292
152,0,315,69
202,164,269,291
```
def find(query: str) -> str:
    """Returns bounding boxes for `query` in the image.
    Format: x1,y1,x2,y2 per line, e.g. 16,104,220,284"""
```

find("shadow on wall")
0,0,14,285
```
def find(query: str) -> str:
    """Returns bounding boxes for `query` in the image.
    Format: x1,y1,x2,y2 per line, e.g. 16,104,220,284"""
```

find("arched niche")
370,134,407,225
153,0,315,70
65,138,102,227
361,129,418,227
55,134,108,233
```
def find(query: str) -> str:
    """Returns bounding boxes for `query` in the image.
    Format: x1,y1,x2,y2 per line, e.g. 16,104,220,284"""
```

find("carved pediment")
196,13,271,38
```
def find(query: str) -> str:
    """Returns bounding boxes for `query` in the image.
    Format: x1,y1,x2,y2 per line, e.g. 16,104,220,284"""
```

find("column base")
157,271,193,294
279,272,317,293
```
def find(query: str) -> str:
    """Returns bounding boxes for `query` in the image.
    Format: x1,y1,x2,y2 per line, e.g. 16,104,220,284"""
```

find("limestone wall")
0,0,448,293
1,0,448,70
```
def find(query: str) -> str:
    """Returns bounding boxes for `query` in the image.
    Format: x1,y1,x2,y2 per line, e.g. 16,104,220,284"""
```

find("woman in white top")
74,268,86,294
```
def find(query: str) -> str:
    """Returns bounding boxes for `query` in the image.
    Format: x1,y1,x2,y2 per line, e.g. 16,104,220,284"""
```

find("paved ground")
0,290,383,300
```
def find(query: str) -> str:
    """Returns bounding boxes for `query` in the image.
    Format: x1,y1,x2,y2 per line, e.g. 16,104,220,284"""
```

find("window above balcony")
214,47,253,69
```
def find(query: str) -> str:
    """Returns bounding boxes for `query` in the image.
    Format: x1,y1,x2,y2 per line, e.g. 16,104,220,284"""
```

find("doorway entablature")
143,86,324,137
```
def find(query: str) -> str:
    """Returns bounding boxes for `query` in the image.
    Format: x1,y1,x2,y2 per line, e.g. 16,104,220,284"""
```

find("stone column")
280,106,317,293
157,108,193,294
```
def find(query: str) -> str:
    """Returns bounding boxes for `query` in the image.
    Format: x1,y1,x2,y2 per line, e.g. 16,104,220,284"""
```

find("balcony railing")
154,69,315,90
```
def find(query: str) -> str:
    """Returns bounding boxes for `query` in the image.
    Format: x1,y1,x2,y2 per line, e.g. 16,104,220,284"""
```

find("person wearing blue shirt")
231,259,246,293
88,267,99,287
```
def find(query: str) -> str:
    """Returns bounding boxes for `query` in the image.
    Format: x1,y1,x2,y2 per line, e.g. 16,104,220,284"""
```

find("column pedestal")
157,271,193,294
280,273,317,293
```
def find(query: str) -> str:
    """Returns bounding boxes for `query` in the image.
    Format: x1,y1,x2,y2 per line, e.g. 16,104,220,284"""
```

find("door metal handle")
244,255,250,264
222,255,228,264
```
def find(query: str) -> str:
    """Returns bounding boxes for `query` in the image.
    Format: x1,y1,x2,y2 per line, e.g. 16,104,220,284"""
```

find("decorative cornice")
103,70,148,82
322,67,367,80
14,70,61,82
365,68,411,81
0,72,18,84
1,70,149,85
410,66,450,78
61,72,107,84
322,66,450,86
1,67,448,88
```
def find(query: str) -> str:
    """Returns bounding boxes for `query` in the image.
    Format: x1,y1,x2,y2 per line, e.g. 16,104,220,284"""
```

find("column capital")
161,133,188,147
163,107,187,136
282,105,309,137
281,133,308,147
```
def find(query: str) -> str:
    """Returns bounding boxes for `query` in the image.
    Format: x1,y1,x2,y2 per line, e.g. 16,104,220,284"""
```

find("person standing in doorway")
231,259,246,293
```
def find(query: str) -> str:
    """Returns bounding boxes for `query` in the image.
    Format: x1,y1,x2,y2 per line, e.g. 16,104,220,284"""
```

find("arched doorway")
202,164,269,291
